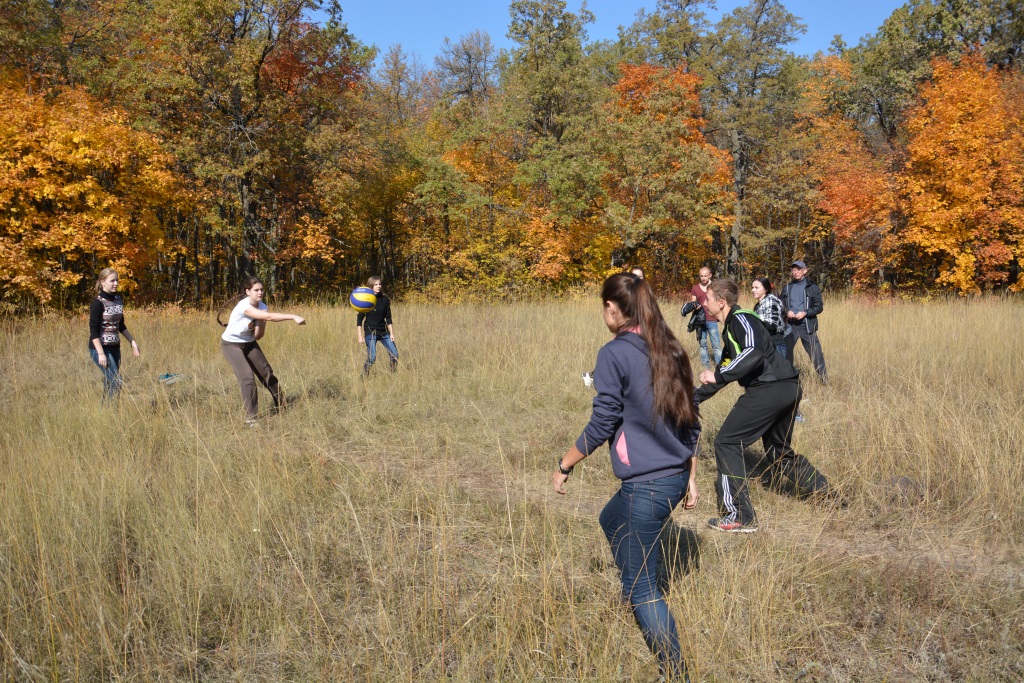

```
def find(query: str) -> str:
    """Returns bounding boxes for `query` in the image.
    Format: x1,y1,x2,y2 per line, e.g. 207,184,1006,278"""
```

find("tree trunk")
728,128,744,277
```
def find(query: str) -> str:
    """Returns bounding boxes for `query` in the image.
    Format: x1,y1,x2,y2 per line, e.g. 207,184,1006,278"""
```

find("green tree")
697,0,806,277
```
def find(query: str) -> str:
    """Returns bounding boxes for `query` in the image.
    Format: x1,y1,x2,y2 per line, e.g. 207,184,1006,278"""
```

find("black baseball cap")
791,259,807,269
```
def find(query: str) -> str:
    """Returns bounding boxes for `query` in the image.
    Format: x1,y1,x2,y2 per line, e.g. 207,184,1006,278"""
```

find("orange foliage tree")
803,56,901,290
901,53,1024,293
0,79,185,309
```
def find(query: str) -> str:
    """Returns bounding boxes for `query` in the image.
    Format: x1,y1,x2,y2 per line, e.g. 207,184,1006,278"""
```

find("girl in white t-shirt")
217,277,306,424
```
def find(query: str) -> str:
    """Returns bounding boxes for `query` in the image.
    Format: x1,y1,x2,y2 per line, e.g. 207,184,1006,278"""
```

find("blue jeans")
599,473,689,679
363,333,398,374
696,321,722,368
89,347,122,401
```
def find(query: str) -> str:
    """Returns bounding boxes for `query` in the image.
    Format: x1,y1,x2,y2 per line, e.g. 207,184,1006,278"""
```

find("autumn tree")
0,79,185,309
600,63,731,276
695,0,806,277
901,52,1024,293
795,55,901,289
84,0,371,299
502,0,608,281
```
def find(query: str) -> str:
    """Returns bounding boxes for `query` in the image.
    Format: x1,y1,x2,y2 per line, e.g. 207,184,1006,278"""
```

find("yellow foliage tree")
0,78,185,307
901,53,1024,293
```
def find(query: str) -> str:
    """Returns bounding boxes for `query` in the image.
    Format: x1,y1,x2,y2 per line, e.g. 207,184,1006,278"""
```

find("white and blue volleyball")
349,286,377,312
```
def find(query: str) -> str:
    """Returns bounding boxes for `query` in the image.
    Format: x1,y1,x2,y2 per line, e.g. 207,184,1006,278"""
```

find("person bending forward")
696,278,831,533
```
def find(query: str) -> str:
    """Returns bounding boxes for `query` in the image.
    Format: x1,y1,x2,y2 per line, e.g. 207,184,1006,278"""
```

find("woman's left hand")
131,340,140,357
553,471,569,495
684,480,698,509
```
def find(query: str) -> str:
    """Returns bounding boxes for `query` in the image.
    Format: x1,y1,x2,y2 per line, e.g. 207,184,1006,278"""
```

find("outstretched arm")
244,307,305,325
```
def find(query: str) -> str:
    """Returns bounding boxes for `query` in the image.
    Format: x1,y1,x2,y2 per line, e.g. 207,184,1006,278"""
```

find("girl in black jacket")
88,268,140,401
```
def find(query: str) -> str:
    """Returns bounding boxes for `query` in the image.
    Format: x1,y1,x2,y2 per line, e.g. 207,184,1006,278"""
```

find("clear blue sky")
334,0,906,66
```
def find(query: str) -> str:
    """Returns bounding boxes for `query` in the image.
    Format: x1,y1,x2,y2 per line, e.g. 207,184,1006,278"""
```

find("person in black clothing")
88,268,140,401
780,260,827,383
356,276,398,375
696,278,831,533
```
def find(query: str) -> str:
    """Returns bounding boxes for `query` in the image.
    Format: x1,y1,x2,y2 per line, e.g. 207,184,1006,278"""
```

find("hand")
553,471,569,495
786,310,797,319
684,480,699,509
97,353,108,368
699,369,716,384
293,316,306,325
130,340,140,357
795,311,806,320
358,336,364,345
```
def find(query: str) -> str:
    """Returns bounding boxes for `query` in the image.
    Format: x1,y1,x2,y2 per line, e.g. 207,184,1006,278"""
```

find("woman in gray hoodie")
553,272,701,682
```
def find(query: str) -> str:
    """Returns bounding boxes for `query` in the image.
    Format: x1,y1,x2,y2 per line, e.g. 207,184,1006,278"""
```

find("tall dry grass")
0,296,1021,681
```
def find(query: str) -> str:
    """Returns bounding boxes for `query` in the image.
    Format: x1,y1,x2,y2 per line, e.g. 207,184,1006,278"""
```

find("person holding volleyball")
356,276,398,375
218,277,306,425
553,272,700,682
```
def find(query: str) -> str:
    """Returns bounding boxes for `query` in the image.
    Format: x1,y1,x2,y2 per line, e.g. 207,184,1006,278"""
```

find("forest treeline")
2,0,1023,309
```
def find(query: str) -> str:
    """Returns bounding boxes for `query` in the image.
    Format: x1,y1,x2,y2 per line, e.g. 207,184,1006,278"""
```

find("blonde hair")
94,268,118,295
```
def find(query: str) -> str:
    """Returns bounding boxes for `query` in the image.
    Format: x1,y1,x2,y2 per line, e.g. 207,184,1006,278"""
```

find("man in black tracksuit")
695,278,830,533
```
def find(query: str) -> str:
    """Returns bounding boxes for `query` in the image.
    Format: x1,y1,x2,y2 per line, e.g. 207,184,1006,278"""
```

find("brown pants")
221,340,282,418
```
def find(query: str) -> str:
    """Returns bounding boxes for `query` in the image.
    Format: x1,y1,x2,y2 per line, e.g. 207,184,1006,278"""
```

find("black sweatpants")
713,378,829,525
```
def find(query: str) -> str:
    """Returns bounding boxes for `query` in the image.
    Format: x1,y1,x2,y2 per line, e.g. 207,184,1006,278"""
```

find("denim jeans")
696,321,722,368
599,472,689,679
364,332,398,374
89,347,122,401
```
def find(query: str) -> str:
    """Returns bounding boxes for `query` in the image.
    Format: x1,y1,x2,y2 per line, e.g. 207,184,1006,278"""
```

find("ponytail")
600,273,698,426
216,276,263,327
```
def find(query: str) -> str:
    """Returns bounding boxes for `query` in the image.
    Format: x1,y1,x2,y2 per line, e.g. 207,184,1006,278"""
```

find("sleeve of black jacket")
806,283,824,318
694,381,724,404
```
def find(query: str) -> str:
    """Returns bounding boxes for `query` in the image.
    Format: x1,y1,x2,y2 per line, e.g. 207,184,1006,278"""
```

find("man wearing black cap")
781,260,827,383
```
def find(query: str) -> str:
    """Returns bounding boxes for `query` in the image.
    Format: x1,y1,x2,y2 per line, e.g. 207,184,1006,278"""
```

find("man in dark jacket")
695,278,831,533
780,260,827,383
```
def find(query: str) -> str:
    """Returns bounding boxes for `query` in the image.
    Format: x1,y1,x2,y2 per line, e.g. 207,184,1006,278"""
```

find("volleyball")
349,287,376,312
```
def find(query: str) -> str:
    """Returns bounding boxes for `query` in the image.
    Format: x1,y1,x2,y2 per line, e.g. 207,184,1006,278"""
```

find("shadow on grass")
660,522,702,588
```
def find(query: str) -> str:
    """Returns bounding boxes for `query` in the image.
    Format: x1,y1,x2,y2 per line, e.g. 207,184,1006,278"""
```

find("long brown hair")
601,273,698,426
217,277,263,327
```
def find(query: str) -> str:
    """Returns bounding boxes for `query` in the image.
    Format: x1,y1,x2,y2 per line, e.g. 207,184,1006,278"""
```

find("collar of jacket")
616,330,649,357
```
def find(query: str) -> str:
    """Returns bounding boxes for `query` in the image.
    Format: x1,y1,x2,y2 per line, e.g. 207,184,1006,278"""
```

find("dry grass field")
1,295,1022,681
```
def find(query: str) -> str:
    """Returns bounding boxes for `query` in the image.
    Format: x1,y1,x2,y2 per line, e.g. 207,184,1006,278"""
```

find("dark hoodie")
576,332,701,483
